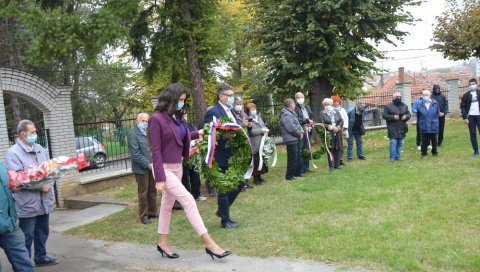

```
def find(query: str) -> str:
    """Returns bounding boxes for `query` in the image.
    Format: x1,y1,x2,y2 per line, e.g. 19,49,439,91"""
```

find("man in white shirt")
460,78,480,157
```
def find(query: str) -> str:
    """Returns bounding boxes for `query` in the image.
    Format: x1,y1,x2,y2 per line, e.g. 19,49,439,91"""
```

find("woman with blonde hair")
319,98,344,171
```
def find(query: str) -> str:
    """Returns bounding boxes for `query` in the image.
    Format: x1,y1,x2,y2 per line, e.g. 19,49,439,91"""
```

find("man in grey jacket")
280,98,304,181
128,113,157,224
5,120,58,267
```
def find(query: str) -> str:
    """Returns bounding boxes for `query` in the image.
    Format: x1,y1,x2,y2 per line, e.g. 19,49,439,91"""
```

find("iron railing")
74,117,137,175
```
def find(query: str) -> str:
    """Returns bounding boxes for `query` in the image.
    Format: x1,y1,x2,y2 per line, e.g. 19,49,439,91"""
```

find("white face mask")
325,105,333,111
296,98,304,105
234,105,243,112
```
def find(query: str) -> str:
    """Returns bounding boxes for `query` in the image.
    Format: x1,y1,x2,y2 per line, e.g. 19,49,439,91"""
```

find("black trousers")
438,115,446,145
468,115,480,153
286,142,299,179
421,133,438,155
182,161,201,199
416,121,422,146
217,166,243,223
327,148,342,169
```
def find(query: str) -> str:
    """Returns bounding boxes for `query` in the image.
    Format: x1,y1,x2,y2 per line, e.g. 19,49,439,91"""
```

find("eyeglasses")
222,93,234,97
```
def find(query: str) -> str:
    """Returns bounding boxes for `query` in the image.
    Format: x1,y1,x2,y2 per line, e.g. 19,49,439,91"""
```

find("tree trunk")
309,76,334,121
179,2,208,129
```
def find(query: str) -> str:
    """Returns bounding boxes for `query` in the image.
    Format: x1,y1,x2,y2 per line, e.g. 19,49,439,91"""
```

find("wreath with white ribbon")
199,117,252,194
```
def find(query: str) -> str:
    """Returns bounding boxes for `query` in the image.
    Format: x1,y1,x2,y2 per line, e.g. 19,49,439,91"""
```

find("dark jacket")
319,110,344,149
0,163,17,234
417,99,440,133
128,126,152,175
203,102,242,168
431,92,448,113
382,101,411,139
347,107,366,135
280,107,303,145
294,103,314,126
460,90,480,119
148,111,199,182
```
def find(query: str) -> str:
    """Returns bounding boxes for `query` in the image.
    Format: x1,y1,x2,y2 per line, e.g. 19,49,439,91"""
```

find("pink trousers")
158,163,208,236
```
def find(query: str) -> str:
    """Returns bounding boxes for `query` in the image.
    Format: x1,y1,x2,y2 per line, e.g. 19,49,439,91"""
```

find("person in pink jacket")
149,83,230,260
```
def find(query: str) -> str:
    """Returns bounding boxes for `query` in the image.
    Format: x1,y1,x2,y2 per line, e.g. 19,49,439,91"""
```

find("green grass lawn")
67,119,480,271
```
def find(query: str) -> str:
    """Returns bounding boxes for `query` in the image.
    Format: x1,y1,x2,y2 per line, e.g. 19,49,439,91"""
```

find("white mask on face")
296,98,304,105
234,105,243,112
325,105,333,111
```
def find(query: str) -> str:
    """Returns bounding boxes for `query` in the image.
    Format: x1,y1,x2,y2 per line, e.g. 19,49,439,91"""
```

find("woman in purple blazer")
149,83,231,260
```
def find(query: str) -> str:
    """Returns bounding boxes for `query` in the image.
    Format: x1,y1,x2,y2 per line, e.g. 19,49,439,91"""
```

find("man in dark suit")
204,84,247,229
128,113,157,224
431,84,448,146
294,92,314,174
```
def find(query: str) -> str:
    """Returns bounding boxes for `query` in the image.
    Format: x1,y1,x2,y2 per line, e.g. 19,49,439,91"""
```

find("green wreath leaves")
314,125,332,155
199,118,252,194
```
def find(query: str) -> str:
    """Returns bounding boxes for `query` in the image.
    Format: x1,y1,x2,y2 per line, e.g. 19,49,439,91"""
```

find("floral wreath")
299,124,333,163
197,117,252,194
314,124,333,160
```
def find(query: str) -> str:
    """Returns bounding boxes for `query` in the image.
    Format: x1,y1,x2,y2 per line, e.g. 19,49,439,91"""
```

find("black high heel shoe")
205,248,231,260
157,245,179,259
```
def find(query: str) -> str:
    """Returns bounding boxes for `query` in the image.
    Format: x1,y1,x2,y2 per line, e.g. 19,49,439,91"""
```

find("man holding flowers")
5,120,58,267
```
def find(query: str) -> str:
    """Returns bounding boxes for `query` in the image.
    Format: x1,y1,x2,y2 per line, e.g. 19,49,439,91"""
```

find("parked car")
75,136,108,168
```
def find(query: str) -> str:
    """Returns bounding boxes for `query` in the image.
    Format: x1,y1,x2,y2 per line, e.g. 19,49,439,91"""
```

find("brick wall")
0,68,79,207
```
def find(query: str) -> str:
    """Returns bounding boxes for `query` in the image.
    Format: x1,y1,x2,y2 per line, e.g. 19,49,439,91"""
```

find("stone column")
43,86,76,158
0,91,10,162
446,78,460,117
43,86,78,207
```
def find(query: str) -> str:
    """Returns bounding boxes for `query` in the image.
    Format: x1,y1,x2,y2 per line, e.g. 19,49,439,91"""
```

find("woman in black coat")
319,98,344,171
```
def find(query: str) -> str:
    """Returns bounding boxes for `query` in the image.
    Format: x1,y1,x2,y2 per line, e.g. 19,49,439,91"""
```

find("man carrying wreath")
5,120,58,267
204,84,248,229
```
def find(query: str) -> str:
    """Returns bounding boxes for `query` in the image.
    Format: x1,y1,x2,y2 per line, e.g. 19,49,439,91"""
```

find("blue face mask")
137,123,148,131
177,102,184,111
469,85,477,91
226,97,235,107
251,110,257,117
27,134,37,144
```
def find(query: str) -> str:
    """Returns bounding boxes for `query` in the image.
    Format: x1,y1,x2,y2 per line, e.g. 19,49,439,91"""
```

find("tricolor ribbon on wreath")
205,116,255,179
304,123,334,164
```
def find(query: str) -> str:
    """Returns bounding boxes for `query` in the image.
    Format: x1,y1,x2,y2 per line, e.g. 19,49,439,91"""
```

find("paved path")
1,206,371,272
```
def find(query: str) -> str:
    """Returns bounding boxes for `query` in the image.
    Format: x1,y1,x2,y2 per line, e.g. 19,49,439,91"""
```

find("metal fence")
74,117,137,175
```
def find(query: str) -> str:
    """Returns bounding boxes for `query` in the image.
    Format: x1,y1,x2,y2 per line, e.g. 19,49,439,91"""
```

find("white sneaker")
428,145,432,150
417,146,421,151
196,196,207,201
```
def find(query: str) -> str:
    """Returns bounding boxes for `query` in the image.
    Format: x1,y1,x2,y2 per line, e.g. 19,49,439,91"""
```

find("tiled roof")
360,71,475,106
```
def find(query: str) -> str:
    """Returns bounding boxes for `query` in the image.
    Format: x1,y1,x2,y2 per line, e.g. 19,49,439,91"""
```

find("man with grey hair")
294,92,314,174
280,98,304,181
204,84,245,229
128,113,156,224
382,92,411,162
5,120,58,266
